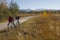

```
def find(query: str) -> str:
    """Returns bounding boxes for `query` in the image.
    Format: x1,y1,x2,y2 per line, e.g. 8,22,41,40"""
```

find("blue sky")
7,0,60,10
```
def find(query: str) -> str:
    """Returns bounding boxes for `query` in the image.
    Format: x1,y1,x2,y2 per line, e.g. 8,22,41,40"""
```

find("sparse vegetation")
0,14,60,40
20,14,60,40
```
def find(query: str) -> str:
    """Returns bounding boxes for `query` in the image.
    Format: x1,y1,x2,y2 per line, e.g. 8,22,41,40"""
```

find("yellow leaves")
42,11,51,18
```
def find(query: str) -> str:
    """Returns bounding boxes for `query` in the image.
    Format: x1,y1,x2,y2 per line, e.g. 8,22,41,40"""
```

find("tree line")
0,0,19,21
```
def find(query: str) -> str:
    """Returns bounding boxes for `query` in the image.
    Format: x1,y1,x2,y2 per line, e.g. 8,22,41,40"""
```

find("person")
15,16,20,26
8,16,15,29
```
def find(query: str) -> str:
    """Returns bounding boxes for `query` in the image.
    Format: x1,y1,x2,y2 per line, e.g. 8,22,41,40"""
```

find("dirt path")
0,16,34,30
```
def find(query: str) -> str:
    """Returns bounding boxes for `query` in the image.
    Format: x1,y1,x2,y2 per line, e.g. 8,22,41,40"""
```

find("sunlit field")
0,12,60,40
1,0,60,40
20,14,60,40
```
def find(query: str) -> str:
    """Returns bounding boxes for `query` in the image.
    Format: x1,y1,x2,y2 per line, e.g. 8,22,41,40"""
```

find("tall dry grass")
0,14,60,40
20,14,60,40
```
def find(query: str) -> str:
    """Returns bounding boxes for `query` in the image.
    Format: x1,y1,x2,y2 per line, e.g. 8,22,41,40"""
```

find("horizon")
20,8,60,10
